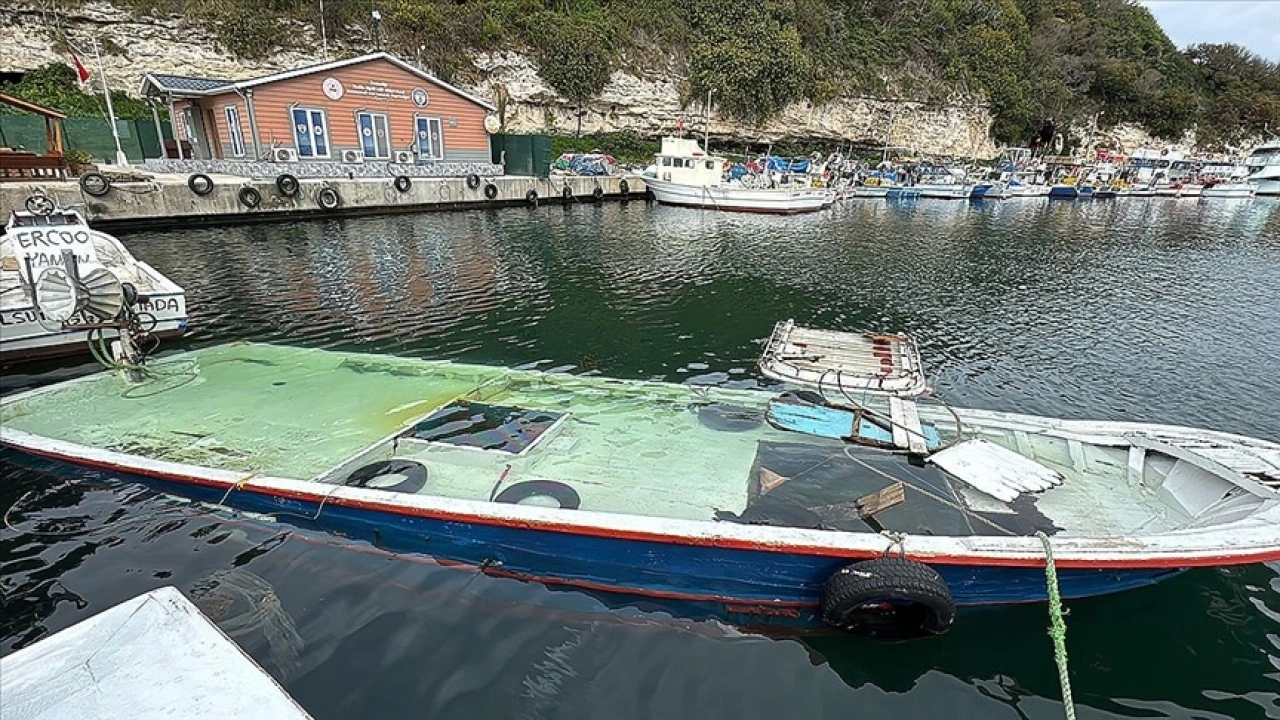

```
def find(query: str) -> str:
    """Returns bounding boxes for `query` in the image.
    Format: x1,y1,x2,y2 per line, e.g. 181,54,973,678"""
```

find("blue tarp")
763,156,810,173
569,156,609,176
728,163,749,179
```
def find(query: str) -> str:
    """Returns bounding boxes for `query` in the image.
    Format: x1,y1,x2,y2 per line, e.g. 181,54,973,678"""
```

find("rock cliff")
3,0,999,155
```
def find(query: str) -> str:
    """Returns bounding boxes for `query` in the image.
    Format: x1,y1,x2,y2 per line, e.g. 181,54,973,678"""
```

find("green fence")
491,134,553,177
0,115,174,162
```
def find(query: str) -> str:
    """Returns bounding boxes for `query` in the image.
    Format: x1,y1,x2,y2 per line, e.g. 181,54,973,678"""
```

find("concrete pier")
0,173,647,230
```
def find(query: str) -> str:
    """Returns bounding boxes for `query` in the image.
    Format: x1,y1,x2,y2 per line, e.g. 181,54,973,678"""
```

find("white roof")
0,586,313,720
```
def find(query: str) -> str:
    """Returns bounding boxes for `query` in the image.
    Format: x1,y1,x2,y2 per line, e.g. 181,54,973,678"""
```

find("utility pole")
370,4,382,51
92,36,128,166
319,0,329,60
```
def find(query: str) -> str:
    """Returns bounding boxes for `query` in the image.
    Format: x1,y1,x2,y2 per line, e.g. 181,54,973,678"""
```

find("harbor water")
3,197,1279,719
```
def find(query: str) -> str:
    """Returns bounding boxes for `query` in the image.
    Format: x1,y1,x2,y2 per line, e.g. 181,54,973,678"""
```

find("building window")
356,111,391,159
291,107,330,158
415,116,443,161
224,105,246,157
705,160,715,170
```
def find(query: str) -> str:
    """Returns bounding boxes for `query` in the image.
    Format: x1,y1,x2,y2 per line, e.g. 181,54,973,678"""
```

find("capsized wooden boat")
3,339,1279,637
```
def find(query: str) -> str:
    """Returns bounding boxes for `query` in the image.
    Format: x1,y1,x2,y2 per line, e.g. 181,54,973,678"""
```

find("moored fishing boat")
1245,139,1280,196
3,320,1278,639
643,138,828,215
1,199,188,364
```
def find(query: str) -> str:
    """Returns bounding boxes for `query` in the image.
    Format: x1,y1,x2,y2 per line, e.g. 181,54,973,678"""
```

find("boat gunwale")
4,344,1279,570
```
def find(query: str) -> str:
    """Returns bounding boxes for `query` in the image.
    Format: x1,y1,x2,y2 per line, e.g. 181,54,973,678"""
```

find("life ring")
561,185,573,200
344,459,428,494
592,185,604,200
188,173,214,196
821,558,955,639
237,186,261,208
24,193,55,216
79,172,111,197
317,186,341,210
619,179,630,195
466,173,481,189
484,183,499,200
275,173,300,197
494,480,580,509
393,175,412,193
526,189,538,205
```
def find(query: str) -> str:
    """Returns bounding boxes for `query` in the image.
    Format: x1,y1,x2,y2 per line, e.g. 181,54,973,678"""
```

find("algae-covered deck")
0,343,802,521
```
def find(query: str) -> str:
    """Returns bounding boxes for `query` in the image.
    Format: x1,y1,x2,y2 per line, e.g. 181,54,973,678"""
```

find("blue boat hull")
5,452,1185,628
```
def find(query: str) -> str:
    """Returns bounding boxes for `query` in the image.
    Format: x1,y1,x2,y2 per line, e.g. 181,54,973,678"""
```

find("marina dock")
0,172,644,230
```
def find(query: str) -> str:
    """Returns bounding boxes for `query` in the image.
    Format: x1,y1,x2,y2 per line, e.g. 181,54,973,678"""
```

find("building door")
205,109,223,159
356,111,391,159
224,105,246,157
415,116,443,161
292,107,330,158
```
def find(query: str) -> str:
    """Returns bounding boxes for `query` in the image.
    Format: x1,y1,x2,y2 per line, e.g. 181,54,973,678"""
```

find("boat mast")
703,89,712,154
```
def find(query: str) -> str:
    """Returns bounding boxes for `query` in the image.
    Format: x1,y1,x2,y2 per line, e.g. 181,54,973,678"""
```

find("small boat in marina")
1,199,188,364
1200,181,1256,198
1198,162,1256,198
643,138,828,215
3,318,1279,639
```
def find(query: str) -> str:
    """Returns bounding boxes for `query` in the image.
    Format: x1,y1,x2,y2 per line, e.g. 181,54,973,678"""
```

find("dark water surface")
4,198,1280,719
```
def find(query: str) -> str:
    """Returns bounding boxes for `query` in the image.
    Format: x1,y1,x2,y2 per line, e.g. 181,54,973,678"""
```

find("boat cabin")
652,137,726,186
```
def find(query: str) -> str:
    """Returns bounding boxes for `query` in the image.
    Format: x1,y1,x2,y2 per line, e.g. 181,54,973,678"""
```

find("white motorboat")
1,586,312,720
1245,139,1280,196
1,199,188,364
643,138,828,215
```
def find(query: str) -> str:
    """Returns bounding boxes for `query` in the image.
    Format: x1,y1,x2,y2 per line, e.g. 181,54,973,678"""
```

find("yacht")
1245,139,1280,196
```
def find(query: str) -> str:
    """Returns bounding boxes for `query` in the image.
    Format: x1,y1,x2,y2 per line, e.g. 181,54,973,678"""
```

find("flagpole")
92,36,129,166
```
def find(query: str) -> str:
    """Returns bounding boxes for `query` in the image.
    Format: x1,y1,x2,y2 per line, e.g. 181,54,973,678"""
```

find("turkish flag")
70,53,90,83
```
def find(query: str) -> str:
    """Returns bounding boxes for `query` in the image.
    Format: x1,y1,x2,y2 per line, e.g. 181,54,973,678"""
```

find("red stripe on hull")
10,443,1280,570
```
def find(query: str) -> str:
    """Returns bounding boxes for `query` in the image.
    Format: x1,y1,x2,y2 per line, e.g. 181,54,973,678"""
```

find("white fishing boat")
1200,182,1256,198
0,586,313,720
914,168,974,200
1245,139,1280,196
643,138,828,215
1,198,188,364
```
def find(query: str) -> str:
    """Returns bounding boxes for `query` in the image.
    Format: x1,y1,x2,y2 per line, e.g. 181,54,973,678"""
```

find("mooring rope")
1037,530,1076,720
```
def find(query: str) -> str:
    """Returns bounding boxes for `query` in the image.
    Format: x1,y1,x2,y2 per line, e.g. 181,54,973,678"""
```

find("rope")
1037,531,1076,720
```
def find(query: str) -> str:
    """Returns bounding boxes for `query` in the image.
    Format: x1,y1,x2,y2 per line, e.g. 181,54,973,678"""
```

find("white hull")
1249,177,1280,196
1008,185,1050,197
1201,184,1255,198
645,178,828,214
849,186,892,198
914,184,973,200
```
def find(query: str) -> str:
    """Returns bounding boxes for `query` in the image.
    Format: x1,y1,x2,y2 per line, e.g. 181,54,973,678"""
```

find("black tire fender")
619,179,630,195
79,172,112,197
466,173,481,189
188,173,214,196
484,183,499,200
317,186,341,210
275,173,300,197
526,189,538,205
821,558,955,639
393,175,412,193
561,185,573,200
344,459,428,494
592,185,604,200
237,186,261,208
494,480,580,509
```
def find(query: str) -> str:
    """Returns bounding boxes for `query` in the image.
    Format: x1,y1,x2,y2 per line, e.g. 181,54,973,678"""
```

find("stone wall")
2,0,998,157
